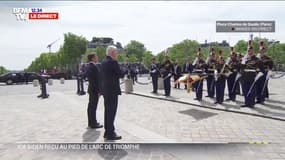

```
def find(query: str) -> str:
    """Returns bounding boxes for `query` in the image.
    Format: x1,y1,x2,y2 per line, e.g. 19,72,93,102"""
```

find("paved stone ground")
130,75,285,121
0,78,285,160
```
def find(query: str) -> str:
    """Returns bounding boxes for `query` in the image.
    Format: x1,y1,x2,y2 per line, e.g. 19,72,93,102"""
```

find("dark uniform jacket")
160,60,174,78
259,54,273,73
193,58,207,75
174,64,182,77
86,62,100,94
101,56,124,96
183,63,193,73
241,55,263,82
206,58,216,74
150,63,160,77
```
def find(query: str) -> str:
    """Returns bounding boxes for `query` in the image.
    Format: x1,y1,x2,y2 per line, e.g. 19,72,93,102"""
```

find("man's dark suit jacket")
101,56,124,96
86,62,100,94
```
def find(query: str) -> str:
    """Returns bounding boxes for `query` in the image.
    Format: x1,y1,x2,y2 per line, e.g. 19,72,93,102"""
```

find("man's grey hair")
106,45,117,56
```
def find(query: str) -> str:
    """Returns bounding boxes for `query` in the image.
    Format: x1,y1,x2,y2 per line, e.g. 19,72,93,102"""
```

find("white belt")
244,69,256,72
194,69,203,72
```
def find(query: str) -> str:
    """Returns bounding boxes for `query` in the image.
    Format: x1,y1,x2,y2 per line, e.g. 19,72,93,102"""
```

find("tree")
63,32,87,73
127,54,138,62
234,40,247,54
117,54,127,62
124,40,146,62
142,51,154,67
84,46,106,62
167,39,200,65
0,66,8,75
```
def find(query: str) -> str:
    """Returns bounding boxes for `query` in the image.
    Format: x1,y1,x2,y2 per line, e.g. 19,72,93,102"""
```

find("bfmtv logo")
12,8,58,21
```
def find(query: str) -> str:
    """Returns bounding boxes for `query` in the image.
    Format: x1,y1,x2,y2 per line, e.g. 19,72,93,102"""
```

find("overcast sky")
1,1,285,70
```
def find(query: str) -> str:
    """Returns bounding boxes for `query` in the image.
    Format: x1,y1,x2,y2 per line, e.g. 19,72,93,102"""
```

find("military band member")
240,44,263,108
256,41,274,104
235,52,243,95
174,60,182,89
160,56,174,96
150,58,160,94
225,47,240,101
192,48,207,101
205,48,216,98
214,50,226,104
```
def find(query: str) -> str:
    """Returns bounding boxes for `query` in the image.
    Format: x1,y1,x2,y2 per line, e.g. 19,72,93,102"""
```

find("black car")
0,72,43,85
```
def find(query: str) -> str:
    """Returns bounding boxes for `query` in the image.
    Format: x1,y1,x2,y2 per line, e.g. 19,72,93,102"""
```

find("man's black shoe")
240,105,248,108
225,98,231,101
104,133,122,140
151,91,157,94
256,101,264,105
79,92,86,95
205,95,210,97
42,94,49,99
194,98,201,101
88,123,103,129
249,105,255,108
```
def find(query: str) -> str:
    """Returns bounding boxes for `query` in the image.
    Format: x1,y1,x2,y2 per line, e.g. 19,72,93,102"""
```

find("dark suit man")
173,60,182,89
86,53,103,129
101,46,124,140
183,60,193,89
160,57,174,96
150,58,160,93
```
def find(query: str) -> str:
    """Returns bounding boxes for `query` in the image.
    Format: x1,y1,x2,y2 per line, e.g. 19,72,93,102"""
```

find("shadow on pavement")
263,103,285,111
179,108,218,121
219,102,241,110
98,148,128,160
254,107,285,118
82,129,101,142
266,99,285,105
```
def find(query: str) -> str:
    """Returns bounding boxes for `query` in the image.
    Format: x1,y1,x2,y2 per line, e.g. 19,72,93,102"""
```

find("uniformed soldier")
173,60,182,89
225,47,240,101
37,75,49,99
150,58,160,94
77,63,86,95
240,43,263,108
192,48,207,101
205,48,216,98
160,56,174,96
214,50,226,104
235,52,243,95
256,41,273,104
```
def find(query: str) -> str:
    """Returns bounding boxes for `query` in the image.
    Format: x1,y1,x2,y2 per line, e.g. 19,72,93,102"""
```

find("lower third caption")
17,143,140,151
